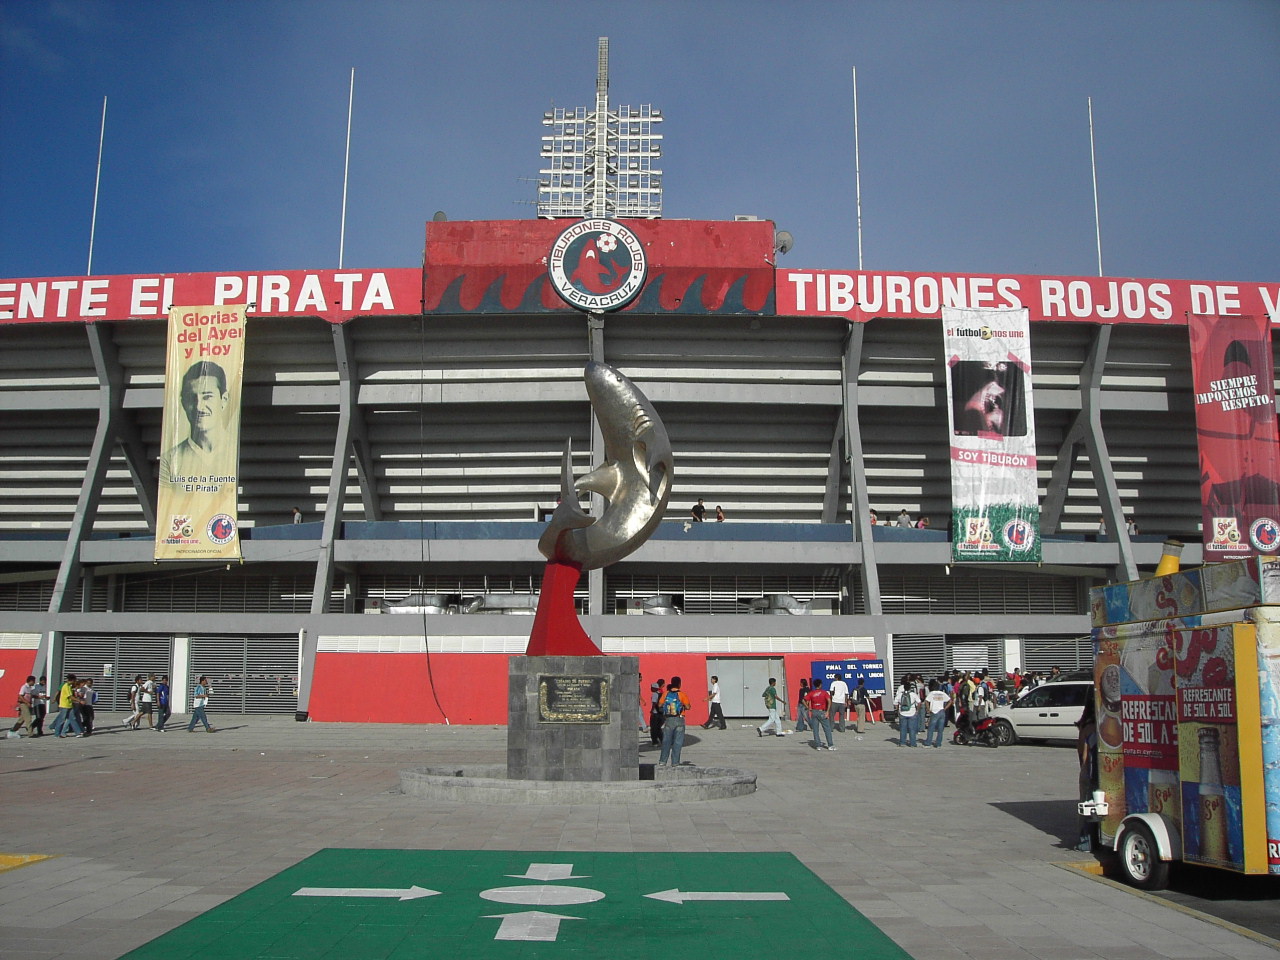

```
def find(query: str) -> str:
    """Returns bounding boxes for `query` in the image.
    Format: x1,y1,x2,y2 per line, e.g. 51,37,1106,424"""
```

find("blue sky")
2,0,1277,282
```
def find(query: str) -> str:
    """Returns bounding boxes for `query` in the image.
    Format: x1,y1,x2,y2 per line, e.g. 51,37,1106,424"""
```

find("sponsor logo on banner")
1003,518,1035,552
944,306,1040,564
958,517,998,553
155,305,246,561
163,514,198,545
1250,518,1280,552
547,219,647,312
1189,313,1280,559
207,514,237,545
1211,517,1242,548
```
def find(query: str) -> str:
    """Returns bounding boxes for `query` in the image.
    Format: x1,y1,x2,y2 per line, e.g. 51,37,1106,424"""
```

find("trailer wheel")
1118,821,1170,890
992,719,1016,746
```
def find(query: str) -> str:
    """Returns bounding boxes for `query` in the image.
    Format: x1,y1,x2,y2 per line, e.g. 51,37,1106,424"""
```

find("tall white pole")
339,68,354,269
852,67,864,270
87,96,107,276
1088,96,1103,277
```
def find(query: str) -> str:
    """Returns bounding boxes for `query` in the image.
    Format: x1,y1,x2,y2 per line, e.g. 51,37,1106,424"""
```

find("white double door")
706,657,787,719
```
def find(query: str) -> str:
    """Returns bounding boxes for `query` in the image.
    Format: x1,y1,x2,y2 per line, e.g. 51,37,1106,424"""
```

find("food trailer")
1085,555,1280,889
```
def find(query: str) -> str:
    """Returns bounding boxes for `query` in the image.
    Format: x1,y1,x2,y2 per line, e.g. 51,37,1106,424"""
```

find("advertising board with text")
943,306,1040,564
779,269,1280,326
155,305,245,561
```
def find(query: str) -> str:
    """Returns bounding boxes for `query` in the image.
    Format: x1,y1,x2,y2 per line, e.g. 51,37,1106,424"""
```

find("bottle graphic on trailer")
1197,726,1230,863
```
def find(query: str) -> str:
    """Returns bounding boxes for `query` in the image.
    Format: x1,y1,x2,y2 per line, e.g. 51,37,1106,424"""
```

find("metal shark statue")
527,361,673,656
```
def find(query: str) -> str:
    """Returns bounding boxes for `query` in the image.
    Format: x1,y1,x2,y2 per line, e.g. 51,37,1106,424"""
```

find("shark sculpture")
527,361,673,656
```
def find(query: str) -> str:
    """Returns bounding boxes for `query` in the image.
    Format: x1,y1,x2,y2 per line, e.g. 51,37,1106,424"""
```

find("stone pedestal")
507,655,639,781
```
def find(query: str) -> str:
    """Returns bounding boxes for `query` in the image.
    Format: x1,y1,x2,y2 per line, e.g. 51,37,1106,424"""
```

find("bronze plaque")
538,675,610,723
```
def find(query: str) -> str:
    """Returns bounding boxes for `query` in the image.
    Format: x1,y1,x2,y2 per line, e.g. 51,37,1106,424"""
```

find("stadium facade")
4,213,1276,724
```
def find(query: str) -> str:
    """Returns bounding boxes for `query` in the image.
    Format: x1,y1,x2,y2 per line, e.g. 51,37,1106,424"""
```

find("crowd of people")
10,672,217,738
633,665,1073,762
890,667,1060,747
868,509,931,529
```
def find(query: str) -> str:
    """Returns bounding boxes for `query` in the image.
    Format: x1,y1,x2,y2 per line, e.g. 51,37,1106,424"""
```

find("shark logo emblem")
548,220,647,312
528,362,673,655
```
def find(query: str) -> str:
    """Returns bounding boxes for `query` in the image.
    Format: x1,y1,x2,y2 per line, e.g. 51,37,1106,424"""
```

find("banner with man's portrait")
154,304,246,561
1189,312,1280,559
943,306,1041,563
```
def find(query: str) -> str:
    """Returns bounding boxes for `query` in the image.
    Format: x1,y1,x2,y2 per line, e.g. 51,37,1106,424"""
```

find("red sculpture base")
525,560,603,656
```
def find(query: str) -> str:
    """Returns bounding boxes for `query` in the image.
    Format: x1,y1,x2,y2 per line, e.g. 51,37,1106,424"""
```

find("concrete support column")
300,324,360,714
843,322,882,615
39,324,127,673
586,312,606,620
1079,326,1137,580
171,636,191,714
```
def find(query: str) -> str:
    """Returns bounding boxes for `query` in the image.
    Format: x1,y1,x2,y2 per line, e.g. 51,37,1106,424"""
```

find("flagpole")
87,96,107,275
339,68,354,269
852,67,864,270
1088,96,1102,277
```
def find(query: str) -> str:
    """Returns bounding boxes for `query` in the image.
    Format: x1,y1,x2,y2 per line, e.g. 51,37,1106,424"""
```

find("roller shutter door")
188,636,299,715
889,635,946,684
62,636,173,712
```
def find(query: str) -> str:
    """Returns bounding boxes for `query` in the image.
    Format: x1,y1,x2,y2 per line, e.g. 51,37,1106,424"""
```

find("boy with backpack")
657,677,691,767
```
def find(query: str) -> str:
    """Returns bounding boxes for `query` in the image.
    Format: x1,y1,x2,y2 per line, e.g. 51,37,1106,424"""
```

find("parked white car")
989,679,1093,745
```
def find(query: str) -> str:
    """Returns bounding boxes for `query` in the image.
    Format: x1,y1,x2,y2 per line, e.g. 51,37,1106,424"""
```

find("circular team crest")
547,219,647,312
1250,517,1280,552
1002,518,1034,551
207,514,237,545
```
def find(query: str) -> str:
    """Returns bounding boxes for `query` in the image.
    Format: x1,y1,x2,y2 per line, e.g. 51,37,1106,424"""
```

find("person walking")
922,680,951,747
155,675,171,732
31,675,48,736
808,679,835,750
186,676,216,733
10,675,36,737
757,678,784,737
657,677,691,766
702,676,726,730
75,678,97,736
122,674,144,730
52,674,83,738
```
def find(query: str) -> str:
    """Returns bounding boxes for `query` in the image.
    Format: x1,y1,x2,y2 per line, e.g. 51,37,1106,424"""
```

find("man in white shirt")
828,673,850,732
140,674,156,729
897,680,919,747
702,676,726,730
923,680,952,748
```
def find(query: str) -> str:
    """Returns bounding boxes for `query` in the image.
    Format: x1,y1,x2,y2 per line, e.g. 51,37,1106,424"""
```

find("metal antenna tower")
537,37,663,219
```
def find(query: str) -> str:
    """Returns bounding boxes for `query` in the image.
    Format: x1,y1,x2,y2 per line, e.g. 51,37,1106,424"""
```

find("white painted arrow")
292,885,440,901
645,889,791,904
485,910,582,942
506,863,586,881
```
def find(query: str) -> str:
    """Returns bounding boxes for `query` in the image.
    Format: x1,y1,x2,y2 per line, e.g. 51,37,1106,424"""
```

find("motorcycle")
951,708,1000,747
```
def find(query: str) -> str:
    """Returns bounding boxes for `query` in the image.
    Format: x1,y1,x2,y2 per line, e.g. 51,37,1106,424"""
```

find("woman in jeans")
186,676,217,733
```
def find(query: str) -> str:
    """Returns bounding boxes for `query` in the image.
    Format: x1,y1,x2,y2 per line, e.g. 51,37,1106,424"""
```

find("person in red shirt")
808,679,835,750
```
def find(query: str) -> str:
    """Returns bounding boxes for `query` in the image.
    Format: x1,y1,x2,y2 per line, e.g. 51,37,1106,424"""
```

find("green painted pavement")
122,850,913,960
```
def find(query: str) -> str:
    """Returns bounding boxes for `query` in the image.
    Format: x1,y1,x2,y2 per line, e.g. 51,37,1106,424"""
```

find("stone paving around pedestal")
1,716,1276,960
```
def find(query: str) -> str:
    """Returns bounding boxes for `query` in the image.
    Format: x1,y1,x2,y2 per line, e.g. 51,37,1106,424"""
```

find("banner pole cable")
87,96,107,275
1088,96,1103,277
339,69,354,269
852,67,864,271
